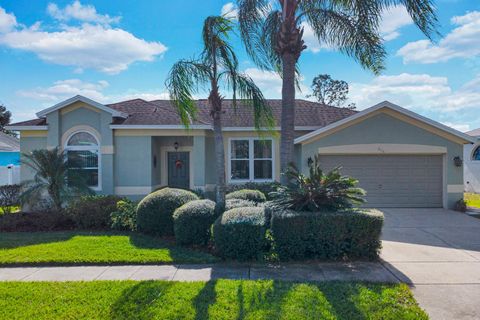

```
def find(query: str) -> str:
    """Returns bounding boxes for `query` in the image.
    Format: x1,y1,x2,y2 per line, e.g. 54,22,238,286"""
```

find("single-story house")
6,95,475,209
464,128,480,193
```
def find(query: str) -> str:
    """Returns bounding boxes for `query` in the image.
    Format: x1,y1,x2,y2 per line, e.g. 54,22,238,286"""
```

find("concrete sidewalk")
0,262,400,282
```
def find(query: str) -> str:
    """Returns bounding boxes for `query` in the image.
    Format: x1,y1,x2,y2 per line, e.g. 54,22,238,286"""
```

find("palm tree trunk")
280,52,296,183
210,89,226,213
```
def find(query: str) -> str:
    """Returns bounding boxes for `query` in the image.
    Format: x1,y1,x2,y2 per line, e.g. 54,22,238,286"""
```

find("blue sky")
0,0,479,132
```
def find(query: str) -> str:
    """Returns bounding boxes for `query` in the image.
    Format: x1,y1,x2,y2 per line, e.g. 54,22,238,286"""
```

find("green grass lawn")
0,231,217,265
465,193,480,208
0,205,20,214
0,280,427,320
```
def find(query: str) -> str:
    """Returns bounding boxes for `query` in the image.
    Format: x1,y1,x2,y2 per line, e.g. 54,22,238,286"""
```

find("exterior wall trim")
115,186,152,195
447,184,464,193
317,144,447,155
36,95,127,118
6,126,48,131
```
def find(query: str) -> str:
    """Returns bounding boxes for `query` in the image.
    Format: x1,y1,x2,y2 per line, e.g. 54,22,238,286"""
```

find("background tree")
0,104,15,136
307,74,354,108
21,147,93,212
237,0,438,181
166,16,274,211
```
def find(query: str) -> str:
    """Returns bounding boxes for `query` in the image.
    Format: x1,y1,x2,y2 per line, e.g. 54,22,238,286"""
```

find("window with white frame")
473,146,480,161
65,131,100,189
229,138,273,182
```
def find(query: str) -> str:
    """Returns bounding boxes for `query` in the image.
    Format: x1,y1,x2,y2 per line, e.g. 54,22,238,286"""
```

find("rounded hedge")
212,206,267,261
226,189,266,203
173,199,217,246
225,198,257,210
136,188,199,236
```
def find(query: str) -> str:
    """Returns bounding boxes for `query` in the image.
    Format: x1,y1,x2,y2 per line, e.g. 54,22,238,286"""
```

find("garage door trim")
317,144,447,155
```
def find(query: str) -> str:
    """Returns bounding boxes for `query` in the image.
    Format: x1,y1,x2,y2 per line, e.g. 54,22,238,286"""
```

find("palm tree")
166,16,274,211
236,0,438,181
21,147,93,211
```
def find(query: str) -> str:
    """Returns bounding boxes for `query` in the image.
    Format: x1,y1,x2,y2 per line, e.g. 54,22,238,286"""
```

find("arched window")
65,131,100,189
473,146,480,161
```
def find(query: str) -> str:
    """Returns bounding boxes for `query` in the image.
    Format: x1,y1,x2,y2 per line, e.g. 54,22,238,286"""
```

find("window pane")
68,132,97,146
231,140,249,159
254,160,272,179
473,147,480,160
231,160,249,180
80,169,99,187
254,140,272,158
68,150,98,168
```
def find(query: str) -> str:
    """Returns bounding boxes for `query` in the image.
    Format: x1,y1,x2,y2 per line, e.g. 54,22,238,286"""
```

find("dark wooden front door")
168,152,190,189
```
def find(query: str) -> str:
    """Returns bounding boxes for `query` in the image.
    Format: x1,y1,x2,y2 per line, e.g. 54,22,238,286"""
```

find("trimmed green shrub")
67,195,122,229
226,182,280,200
173,199,216,246
226,189,266,203
271,208,384,260
111,199,137,231
136,188,199,236
0,210,75,232
225,198,257,210
212,207,267,260
0,184,20,214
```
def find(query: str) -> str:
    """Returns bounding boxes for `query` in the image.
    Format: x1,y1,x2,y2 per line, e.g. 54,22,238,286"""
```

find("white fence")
0,165,20,186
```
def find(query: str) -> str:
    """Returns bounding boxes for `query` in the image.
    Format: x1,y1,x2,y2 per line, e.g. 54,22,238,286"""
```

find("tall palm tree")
21,147,93,211
236,0,438,181
166,16,274,211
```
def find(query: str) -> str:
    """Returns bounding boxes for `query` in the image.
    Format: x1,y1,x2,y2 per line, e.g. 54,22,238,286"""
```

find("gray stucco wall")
114,136,152,188
19,136,47,181
296,113,465,208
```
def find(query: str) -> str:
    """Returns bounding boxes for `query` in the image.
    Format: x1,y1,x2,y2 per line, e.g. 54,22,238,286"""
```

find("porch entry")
167,151,190,189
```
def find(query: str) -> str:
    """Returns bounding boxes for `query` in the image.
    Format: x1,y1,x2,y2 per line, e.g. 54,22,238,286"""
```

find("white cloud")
47,1,120,25
380,5,413,41
244,67,310,97
302,22,332,53
17,79,109,102
17,79,171,106
397,10,480,64
349,72,480,113
441,122,470,132
221,2,238,19
0,7,16,33
0,21,167,74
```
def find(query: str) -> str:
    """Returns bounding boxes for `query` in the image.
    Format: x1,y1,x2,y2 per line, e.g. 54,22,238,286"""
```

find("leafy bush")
455,199,467,212
271,155,365,211
111,199,137,231
136,188,199,236
226,182,280,200
212,207,267,260
225,198,257,210
173,199,216,246
0,210,75,232
270,208,384,260
0,184,20,214
67,195,122,229
226,189,266,203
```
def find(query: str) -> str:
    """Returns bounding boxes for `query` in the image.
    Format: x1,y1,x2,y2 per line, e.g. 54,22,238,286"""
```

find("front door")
167,152,190,189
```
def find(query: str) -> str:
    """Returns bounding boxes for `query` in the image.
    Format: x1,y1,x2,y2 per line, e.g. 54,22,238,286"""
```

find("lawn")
0,231,217,265
465,193,480,208
0,280,427,320
0,206,19,214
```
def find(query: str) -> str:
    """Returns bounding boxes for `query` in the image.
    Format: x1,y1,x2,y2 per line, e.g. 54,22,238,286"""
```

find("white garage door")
319,155,443,208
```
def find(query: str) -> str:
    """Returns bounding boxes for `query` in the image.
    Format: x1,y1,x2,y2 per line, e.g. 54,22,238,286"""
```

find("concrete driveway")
380,208,480,320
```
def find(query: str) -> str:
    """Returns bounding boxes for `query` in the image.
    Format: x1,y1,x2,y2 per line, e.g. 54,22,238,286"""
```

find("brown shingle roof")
467,128,480,137
10,99,356,129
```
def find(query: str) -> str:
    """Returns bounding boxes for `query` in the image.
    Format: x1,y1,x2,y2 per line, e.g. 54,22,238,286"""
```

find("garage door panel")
319,155,443,208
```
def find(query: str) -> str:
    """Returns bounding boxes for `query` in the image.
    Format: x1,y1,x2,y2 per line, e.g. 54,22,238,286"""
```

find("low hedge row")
173,199,217,245
67,195,122,229
212,206,268,261
270,208,384,260
226,189,266,203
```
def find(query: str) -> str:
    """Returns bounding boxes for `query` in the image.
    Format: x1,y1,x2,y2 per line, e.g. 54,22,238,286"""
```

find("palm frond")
165,60,211,127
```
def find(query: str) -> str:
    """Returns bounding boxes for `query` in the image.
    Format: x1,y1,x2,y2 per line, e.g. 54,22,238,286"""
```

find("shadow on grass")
106,279,424,320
